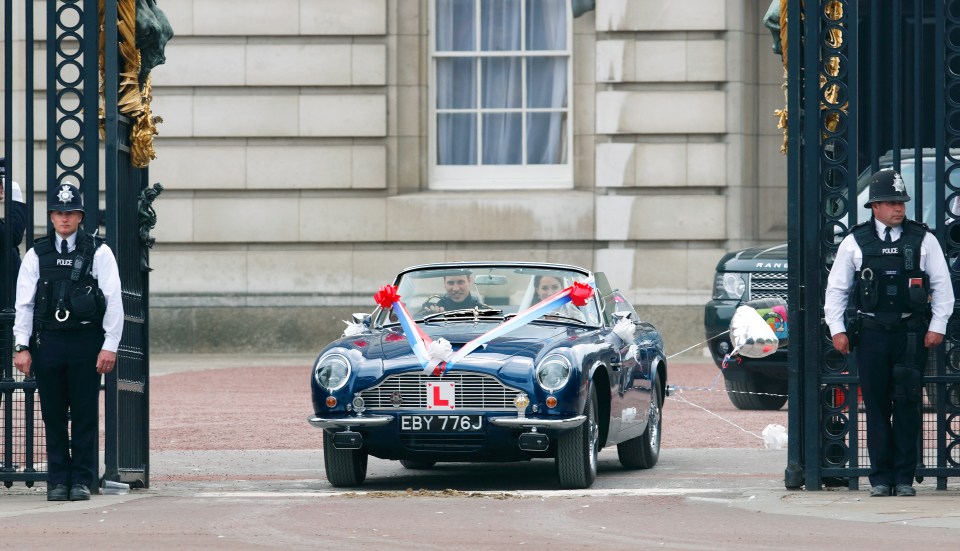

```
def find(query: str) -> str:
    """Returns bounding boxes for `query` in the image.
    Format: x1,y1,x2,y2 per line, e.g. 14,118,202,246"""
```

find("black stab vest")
851,219,931,324
33,231,106,330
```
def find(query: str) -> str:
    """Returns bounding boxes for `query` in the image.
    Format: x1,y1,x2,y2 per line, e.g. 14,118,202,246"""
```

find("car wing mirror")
352,312,372,327
612,311,633,322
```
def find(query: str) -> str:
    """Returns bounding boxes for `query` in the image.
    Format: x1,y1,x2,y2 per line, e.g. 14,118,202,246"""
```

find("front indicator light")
545,396,558,408
325,396,337,408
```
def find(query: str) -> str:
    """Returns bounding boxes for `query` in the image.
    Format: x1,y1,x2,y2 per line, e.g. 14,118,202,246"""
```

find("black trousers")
32,326,104,487
856,326,927,487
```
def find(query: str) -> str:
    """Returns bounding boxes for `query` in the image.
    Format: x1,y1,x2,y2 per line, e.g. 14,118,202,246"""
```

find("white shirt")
14,232,125,352
824,218,954,336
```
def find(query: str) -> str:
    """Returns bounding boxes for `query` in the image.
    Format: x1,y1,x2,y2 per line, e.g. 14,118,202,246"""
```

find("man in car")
425,272,483,313
824,168,954,498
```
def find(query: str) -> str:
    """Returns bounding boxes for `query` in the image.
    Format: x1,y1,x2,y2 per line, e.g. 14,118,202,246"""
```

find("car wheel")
322,431,368,487
556,384,598,489
617,383,661,469
723,372,788,410
399,459,436,470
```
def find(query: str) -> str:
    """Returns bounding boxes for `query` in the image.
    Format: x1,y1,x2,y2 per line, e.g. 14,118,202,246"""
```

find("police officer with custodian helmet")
12,182,124,501
825,168,954,497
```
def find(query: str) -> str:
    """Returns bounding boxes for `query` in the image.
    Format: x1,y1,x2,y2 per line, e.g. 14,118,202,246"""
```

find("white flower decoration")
612,317,636,344
341,320,365,337
426,338,454,370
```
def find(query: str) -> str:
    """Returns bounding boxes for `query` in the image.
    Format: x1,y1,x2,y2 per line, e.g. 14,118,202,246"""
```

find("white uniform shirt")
13,232,124,352
824,218,954,336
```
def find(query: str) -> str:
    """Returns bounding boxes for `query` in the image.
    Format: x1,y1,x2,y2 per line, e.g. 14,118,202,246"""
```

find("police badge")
57,185,74,203
892,172,906,194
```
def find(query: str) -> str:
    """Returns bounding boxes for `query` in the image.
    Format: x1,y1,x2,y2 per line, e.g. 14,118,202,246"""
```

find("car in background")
309,262,668,489
705,150,958,410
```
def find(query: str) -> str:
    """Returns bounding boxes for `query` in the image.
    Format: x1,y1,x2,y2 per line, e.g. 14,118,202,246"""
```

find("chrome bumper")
307,414,393,429
489,415,586,430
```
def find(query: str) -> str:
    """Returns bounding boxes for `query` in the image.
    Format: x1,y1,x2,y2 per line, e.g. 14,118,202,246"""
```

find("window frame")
427,0,575,191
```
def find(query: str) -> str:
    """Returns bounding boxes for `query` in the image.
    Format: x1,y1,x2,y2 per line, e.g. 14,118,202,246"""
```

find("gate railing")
2,0,150,488
788,0,960,490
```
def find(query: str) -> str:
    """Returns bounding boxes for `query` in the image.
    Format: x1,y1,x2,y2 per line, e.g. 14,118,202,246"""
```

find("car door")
607,293,651,440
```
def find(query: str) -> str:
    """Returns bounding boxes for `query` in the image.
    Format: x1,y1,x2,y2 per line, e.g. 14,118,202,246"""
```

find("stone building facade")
4,0,788,354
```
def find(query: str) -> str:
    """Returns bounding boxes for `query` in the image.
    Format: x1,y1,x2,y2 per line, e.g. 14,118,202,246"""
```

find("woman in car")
534,275,586,322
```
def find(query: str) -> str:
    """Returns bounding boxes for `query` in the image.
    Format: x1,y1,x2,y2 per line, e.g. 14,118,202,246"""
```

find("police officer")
825,168,954,497
0,157,27,295
12,182,123,501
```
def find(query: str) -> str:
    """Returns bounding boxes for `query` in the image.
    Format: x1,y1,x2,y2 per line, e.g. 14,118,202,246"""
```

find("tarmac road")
0,355,958,549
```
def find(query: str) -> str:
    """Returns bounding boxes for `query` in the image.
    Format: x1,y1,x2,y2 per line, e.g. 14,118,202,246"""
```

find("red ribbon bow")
374,285,401,309
568,281,594,306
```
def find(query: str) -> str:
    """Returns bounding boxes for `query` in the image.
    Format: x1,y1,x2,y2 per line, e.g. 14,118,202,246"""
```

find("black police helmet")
863,168,911,208
48,182,84,213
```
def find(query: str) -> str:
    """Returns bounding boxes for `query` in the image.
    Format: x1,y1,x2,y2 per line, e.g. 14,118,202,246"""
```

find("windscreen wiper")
422,307,503,323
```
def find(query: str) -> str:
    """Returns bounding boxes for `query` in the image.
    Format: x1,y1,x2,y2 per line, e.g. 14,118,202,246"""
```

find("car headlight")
713,272,746,300
536,354,572,391
314,353,351,391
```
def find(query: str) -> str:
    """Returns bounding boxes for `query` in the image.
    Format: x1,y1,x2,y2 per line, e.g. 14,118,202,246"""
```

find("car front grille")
358,371,523,411
749,271,788,301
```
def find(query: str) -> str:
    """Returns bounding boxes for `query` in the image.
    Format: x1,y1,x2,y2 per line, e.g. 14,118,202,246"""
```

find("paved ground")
0,354,958,549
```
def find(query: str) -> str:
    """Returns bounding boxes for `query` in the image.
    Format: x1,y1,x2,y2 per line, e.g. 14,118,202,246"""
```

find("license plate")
400,415,483,432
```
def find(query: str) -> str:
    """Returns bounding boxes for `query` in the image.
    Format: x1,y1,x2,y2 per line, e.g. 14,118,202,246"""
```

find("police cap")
863,168,911,208
48,182,84,213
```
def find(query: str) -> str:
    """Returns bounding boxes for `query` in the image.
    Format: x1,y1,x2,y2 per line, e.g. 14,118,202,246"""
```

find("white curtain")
436,0,566,166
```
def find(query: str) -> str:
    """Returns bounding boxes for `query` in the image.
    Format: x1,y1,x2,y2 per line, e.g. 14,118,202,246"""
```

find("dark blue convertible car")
308,262,667,489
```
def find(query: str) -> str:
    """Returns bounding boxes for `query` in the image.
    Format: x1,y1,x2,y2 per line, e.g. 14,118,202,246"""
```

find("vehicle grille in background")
359,371,522,411
749,271,788,301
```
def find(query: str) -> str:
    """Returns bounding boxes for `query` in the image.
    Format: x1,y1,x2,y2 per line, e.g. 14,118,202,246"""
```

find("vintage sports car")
308,262,668,489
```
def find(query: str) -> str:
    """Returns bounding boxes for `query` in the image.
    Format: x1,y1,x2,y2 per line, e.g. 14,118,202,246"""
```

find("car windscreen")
373,266,601,327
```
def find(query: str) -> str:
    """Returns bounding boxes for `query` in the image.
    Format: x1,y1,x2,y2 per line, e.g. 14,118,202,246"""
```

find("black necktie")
61,239,68,254
884,227,892,243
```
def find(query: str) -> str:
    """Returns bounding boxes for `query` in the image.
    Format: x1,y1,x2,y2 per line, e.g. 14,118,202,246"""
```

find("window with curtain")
431,0,573,189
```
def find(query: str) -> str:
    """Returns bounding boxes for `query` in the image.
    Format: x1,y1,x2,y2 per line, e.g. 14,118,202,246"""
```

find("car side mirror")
352,313,372,327
612,311,633,322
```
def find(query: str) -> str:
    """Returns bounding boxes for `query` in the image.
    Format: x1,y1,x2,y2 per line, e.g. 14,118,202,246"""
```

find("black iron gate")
2,0,151,488
787,0,960,490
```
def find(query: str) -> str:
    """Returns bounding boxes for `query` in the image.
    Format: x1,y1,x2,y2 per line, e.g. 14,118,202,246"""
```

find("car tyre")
556,384,598,489
323,431,368,487
617,383,661,469
399,459,436,470
723,372,788,410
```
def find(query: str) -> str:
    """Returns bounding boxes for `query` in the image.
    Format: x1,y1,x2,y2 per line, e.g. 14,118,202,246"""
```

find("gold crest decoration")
774,0,847,154
98,0,163,168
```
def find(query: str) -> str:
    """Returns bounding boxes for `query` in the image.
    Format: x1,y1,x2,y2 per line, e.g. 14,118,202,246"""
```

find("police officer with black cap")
12,182,123,501
825,168,954,497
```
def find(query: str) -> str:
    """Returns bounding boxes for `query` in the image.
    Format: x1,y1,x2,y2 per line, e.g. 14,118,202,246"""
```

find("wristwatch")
14,344,29,353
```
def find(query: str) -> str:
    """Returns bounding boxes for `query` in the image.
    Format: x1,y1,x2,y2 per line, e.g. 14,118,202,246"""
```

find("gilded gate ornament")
767,0,847,154
99,0,173,168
